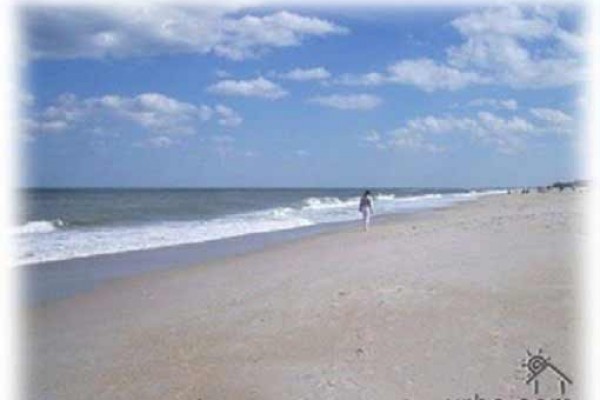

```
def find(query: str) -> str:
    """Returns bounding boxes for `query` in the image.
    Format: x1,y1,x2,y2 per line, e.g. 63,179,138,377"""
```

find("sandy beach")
23,192,582,400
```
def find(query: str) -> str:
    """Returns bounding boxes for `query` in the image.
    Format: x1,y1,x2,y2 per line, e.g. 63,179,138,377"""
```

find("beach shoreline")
17,188,504,267
20,197,474,306
23,192,582,400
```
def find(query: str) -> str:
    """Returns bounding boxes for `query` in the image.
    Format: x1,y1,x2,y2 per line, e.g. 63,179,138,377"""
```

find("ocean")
16,187,505,265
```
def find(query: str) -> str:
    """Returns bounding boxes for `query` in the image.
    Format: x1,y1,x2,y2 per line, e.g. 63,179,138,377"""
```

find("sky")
19,3,585,188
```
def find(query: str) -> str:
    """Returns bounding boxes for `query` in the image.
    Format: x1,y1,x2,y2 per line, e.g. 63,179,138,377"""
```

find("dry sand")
23,192,583,400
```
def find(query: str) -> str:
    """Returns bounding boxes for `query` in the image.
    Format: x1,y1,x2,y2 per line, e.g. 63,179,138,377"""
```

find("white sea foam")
17,190,504,265
394,193,443,202
17,211,314,265
16,219,64,235
301,196,357,210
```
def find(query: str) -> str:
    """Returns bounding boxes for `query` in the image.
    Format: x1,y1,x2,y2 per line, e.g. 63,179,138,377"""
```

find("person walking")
358,190,374,232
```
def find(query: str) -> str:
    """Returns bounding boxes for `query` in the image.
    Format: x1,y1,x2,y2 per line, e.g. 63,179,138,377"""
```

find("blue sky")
21,4,584,188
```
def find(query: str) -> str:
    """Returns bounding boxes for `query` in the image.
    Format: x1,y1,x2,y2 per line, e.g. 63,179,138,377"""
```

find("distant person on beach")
358,190,374,232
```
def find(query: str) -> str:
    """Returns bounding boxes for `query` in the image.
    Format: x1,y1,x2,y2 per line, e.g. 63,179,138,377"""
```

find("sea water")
16,188,505,265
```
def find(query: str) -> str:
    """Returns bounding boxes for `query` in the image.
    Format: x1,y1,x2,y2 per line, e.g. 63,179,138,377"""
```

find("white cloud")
309,93,382,110
450,5,555,40
402,115,480,135
530,107,573,124
554,28,586,54
386,59,485,92
336,72,386,86
215,69,232,78
277,67,331,81
103,93,201,134
24,7,348,61
25,92,242,137
475,111,535,145
207,77,287,99
363,109,572,154
214,104,242,127
336,5,582,91
446,5,583,88
363,127,446,153
387,129,446,153
24,118,68,134
361,130,387,150
362,130,381,143
530,107,575,134
335,60,483,91
467,98,518,110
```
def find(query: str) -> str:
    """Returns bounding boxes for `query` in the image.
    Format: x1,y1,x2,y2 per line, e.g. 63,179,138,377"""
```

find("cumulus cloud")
387,130,446,153
308,93,382,110
362,128,445,153
450,5,555,40
25,92,242,138
337,5,582,91
276,67,331,81
467,98,518,110
386,59,485,92
364,108,574,154
447,5,584,88
530,107,573,124
215,69,232,78
207,77,287,99
214,104,243,127
336,60,483,91
336,72,386,87
361,130,388,150
24,7,348,61
530,107,575,134
362,130,381,143
24,118,68,134
554,28,586,54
